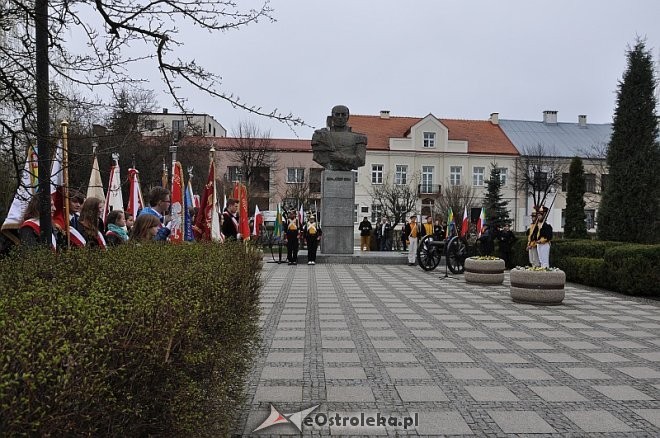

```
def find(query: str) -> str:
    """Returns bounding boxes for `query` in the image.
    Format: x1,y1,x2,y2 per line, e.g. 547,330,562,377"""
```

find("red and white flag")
1,146,38,244
461,206,469,237
50,141,67,231
253,204,263,236
476,207,486,237
125,168,144,219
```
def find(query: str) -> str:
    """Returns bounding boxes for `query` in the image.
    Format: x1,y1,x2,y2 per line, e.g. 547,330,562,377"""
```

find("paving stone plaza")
234,261,660,436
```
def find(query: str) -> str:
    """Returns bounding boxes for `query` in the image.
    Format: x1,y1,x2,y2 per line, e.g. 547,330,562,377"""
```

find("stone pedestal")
320,170,355,254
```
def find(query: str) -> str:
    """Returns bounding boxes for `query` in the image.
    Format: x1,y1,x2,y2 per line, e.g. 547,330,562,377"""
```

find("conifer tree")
564,157,588,239
483,165,510,230
598,39,660,243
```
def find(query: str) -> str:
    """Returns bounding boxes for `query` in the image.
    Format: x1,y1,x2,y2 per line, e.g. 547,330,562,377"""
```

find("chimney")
162,108,168,114
489,112,499,125
578,114,587,127
380,110,390,119
542,110,558,124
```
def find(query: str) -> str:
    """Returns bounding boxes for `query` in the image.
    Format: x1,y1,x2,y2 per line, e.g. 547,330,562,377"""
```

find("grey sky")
153,0,660,139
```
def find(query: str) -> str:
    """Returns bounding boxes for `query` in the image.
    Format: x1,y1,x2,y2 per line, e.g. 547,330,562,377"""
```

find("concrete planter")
510,269,566,306
464,258,505,285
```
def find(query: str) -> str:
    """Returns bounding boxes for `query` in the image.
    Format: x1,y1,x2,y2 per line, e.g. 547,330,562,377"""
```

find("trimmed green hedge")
511,237,660,297
603,244,660,296
0,241,262,436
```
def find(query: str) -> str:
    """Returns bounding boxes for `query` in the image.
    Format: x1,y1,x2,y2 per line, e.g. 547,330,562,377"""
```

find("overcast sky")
151,0,660,139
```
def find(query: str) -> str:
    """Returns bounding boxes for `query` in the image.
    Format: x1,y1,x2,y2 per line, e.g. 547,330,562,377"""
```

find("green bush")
556,256,607,288
0,241,262,436
551,239,625,258
604,244,660,296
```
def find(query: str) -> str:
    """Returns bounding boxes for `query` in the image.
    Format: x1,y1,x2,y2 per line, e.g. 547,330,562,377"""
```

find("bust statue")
311,105,367,171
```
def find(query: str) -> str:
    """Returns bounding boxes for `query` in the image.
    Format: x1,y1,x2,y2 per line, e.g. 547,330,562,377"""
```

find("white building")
138,109,226,137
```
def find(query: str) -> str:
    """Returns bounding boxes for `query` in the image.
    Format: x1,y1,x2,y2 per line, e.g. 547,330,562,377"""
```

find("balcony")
418,184,442,196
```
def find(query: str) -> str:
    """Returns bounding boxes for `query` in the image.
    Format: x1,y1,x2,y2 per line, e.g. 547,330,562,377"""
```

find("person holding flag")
221,198,240,240
285,210,301,265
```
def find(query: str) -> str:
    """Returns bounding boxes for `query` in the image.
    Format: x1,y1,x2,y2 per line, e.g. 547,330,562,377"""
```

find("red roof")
179,114,518,156
348,115,519,155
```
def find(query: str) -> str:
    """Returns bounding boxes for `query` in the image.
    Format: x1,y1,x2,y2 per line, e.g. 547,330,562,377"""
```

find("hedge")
0,241,262,436
510,237,660,297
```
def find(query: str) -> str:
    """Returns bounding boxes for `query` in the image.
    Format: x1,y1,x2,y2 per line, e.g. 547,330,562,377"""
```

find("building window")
497,168,508,185
354,204,359,223
227,166,241,182
423,132,436,148
585,209,596,229
371,204,383,223
450,166,462,186
473,167,485,186
395,165,408,185
361,206,369,213
287,167,304,183
371,164,383,184
352,170,358,183
172,119,185,133
585,174,596,193
421,166,434,193
534,171,548,191
144,119,158,131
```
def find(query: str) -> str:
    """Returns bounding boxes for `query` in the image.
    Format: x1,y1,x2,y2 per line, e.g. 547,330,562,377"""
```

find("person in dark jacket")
358,217,372,251
285,210,300,265
221,198,240,240
75,197,107,249
303,216,322,265
536,207,553,268
477,224,495,256
19,195,61,250
498,223,517,268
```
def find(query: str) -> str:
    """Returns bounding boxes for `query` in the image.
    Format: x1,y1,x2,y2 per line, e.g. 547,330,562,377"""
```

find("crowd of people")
14,186,252,251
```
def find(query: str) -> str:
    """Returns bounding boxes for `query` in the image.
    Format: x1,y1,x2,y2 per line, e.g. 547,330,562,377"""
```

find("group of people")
359,216,445,253
283,211,322,265
17,186,231,251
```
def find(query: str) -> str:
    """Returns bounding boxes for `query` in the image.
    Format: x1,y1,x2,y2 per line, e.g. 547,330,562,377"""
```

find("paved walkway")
234,263,660,437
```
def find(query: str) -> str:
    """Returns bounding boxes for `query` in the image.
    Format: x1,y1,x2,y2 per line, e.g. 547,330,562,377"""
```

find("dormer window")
423,132,436,148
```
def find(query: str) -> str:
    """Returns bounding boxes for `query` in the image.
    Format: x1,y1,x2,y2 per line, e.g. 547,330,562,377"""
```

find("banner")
87,155,105,202
125,168,144,219
104,157,123,223
169,161,184,243
1,146,38,243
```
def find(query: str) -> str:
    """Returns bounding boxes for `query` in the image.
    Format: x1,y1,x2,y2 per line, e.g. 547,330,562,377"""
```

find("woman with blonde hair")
75,197,106,249
130,214,161,243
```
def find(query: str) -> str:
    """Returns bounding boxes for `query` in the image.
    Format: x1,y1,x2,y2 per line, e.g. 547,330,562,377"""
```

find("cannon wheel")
417,235,442,271
446,236,466,274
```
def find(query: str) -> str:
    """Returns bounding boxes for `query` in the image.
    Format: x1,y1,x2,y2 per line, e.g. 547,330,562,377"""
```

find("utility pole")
36,0,52,244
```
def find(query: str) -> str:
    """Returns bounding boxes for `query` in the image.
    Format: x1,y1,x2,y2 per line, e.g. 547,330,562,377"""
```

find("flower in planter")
471,256,502,261
512,266,561,272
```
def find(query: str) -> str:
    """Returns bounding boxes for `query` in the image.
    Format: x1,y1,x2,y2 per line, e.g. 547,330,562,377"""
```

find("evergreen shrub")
603,244,660,296
0,241,262,436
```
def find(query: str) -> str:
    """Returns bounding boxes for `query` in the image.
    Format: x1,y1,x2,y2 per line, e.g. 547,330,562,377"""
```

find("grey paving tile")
378,352,418,363
560,367,612,379
321,339,356,349
326,386,375,402
506,367,555,380
528,385,587,401
254,386,303,402
467,340,506,350
592,385,653,400
396,385,448,401
465,386,519,401
559,340,599,350
605,340,649,349
413,411,473,435
371,339,408,349
488,410,556,434
616,366,660,378
325,367,367,379
432,351,474,363
266,351,304,363
584,352,631,362
514,340,555,349
323,352,361,363
270,340,305,349
564,410,635,432
386,366,431,379
534,352,580,363
635,351,660,361
260,366,304,380
484,352,529,363
419,339,455,349
447,367,494,380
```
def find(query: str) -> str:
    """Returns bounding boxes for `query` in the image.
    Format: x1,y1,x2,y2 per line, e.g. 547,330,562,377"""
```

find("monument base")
320,170,355,255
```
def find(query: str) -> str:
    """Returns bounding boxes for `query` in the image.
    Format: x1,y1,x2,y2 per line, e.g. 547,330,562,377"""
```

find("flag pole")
61,120,70,248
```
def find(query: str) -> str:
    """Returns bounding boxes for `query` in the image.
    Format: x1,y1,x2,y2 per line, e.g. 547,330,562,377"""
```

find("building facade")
138,109,227,137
